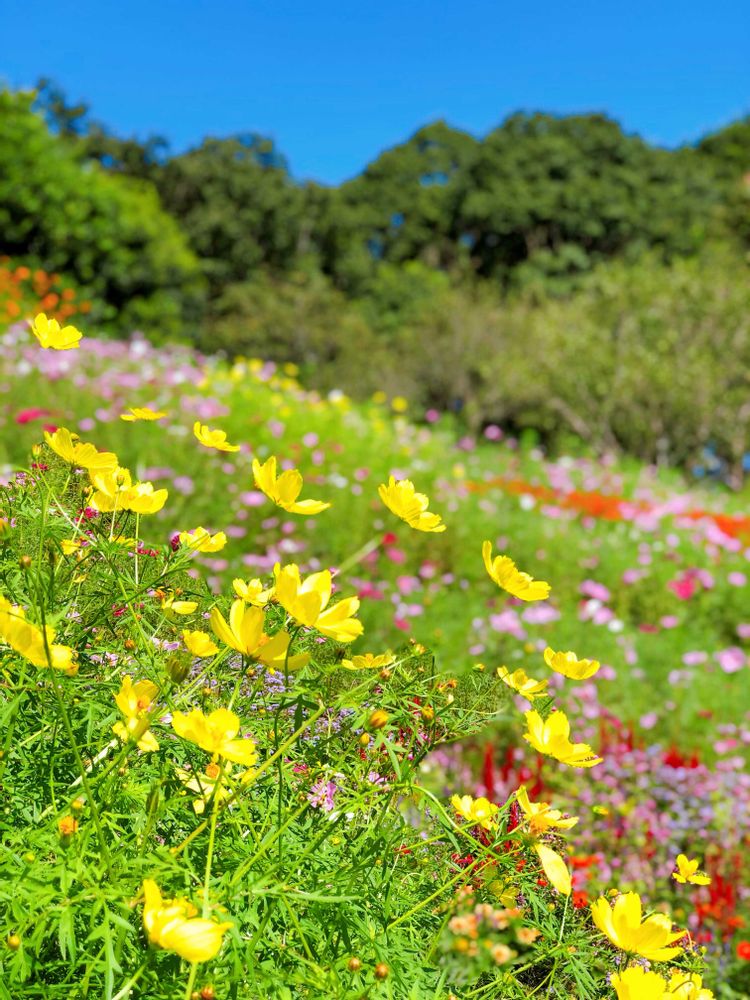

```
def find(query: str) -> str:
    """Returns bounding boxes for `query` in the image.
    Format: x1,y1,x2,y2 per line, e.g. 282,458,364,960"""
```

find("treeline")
1,81,750,475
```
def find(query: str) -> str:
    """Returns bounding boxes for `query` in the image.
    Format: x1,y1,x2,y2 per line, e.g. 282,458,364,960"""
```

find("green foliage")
323,122,478,291
5,80,750,478
156,136,308,294
0,441,649,998
459,112,721,280
200,269,383,392
0,90,203,339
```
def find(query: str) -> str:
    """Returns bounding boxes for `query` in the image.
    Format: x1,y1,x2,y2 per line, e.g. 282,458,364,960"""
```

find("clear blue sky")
1,0,748,184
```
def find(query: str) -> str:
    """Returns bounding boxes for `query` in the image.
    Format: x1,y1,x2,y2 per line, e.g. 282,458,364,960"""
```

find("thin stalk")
50,678,113,876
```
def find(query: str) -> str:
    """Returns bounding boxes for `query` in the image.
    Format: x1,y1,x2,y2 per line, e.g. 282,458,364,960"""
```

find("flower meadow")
0,317,748,997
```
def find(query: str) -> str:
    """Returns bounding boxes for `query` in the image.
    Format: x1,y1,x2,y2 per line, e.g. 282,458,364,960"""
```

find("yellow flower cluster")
26,320,707,984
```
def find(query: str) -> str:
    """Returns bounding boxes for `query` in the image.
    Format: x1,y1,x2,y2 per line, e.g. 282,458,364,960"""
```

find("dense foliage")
1,309,749,995
1,82,749,475
5,320,730,998
0,91,202,339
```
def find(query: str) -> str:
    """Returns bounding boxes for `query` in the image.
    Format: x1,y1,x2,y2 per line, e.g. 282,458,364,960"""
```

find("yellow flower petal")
378,476,445,532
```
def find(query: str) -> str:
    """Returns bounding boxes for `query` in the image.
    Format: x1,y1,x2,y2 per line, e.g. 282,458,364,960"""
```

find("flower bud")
347,957,362,972
166,654,191,683
58,815,78,845
374,963,389,980
359,733,371,747
6,933,21,951
367,709,389,731
18,555,32,570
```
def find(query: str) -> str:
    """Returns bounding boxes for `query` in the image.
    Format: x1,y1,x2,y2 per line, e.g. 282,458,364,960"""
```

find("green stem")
50,677,113,876
335,534,381,577
203,762,224,916
183,962,198,1000
134,513,141,585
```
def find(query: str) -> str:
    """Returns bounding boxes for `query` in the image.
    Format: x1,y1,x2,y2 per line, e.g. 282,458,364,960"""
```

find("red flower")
737,941,750,960
15,407,53,425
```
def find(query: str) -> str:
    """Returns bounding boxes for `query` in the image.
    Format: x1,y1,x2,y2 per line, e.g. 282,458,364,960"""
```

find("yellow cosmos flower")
610,967,668,1000
123,481,169,515
171,707,258,767
482,542,551,601
209,601,307,670
29,312,82,350
590,891,685,962
179,527,227,552
44,427,118,472
175,760,252,814
252,456,331,515
672,854,711,885
0,597,77,674
450,794,498,831
340,652,395,671
273,563,363,643
193,421,240,452
161,594,198,616
60,538,84,555
523,710,602,768
516,785,578,835
112,676,159,752
667,971,715,999
377,476,446,532
89,467,168,515
120,407,167,421
182,630,219,658
543,647,600,680
534,843,571,896
141,879,232,963
497,666,549,701
232,578,274,605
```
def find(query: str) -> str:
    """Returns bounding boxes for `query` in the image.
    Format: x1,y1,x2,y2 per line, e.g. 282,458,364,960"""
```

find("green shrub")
0,90,203,338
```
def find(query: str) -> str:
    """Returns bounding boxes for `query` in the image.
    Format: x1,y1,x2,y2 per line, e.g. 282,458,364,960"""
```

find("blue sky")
1,0,748,184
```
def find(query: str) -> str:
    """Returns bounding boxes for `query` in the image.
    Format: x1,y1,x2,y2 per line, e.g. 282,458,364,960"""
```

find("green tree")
156,135,306,294
697,118,750,248
0,89,203,337
458,113,720,280
322,122,478,291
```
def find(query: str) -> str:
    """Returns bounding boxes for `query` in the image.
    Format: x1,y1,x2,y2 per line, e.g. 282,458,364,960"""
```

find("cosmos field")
1,317,749,997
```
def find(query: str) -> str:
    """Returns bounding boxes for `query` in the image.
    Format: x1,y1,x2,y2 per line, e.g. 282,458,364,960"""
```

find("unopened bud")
165,654,190,683
347,957,362,972
374,963,389,980
6,934,21,951
367,709,389,731
19,555,32,570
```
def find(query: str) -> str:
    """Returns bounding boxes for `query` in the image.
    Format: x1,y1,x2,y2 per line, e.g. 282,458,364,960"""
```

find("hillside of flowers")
0,311,748,996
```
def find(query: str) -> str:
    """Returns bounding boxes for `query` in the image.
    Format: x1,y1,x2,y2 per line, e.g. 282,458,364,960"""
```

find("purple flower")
307,780,337,812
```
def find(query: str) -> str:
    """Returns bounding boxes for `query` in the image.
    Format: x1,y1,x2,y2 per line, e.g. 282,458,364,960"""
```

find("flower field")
0,317,749,997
